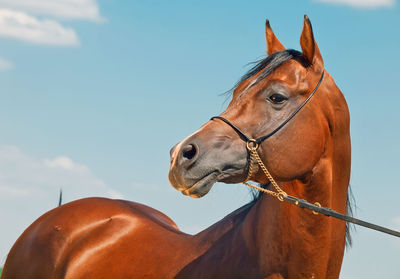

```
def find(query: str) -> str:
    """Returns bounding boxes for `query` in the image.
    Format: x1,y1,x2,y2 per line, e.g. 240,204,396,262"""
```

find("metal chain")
243,140,288,201
243,141,322,214
241,140,400,238
244,147,255,182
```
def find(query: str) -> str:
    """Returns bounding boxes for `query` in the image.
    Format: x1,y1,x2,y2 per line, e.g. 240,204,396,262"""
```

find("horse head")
169,16,350,202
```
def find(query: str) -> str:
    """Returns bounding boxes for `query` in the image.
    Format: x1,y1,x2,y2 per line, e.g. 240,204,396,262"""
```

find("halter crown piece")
211,69,400,238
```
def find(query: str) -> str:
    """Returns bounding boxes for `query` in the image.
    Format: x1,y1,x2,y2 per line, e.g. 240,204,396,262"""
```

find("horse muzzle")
168,130,247,198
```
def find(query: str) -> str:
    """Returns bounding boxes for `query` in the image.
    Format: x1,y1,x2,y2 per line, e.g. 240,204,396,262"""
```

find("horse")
1,16,351,279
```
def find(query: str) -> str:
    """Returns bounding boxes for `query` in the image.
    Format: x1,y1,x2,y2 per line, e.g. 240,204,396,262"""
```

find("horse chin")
180,171,220,198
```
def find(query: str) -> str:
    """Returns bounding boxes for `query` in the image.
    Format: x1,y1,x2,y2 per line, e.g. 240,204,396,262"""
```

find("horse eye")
268,93,288,104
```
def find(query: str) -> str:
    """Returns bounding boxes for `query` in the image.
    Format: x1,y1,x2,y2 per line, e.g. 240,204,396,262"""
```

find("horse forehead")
233,59,307,98
270,60,307,85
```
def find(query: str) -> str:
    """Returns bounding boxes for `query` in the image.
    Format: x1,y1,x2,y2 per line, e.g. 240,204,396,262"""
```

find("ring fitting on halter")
277,192,287,202
246,139,259,151
312,202,321,215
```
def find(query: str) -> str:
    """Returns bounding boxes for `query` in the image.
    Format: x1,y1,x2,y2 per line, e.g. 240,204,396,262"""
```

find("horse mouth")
181,171,220,198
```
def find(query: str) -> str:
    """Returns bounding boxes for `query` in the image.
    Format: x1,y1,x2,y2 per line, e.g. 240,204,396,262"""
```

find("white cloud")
0,57,12,70
0,9,79,46
0,145,123,201
0,145,123,264
45,156,86,170
314,0,395,8
0,0,103,46
0,0,103,22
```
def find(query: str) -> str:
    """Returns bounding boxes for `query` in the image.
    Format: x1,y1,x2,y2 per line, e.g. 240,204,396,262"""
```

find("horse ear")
265,20,285,55
300,15,324,72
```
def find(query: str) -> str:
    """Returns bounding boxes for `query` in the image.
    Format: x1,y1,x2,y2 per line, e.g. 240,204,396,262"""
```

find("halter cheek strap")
209,69,325,200
211,70,325,146
209,60,326,201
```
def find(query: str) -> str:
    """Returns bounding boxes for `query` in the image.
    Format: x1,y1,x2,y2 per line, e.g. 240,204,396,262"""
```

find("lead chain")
243,141,288,202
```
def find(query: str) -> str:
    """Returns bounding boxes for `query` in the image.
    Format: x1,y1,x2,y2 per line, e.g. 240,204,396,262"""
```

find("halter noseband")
211,70,325,146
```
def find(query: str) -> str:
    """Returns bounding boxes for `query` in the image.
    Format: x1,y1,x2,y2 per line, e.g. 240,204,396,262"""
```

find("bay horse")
1,16,351,279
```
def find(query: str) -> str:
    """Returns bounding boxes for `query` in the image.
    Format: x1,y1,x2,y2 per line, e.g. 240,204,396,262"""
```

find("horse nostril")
182,144,198,161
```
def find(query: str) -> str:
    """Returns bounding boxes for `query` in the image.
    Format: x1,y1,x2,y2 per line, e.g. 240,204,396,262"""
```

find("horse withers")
2,16,351,279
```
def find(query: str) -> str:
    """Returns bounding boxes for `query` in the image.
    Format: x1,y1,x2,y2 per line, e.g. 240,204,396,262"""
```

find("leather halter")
209,69,400,238
211,70,325,145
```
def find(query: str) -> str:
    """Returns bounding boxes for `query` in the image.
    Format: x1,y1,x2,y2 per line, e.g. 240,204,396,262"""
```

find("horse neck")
242,109,351,278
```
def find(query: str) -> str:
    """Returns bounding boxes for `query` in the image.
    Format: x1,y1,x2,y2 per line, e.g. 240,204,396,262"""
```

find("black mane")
231,49,309,93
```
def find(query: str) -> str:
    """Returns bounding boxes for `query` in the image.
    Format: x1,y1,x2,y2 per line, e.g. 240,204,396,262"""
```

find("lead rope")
242,139,400,237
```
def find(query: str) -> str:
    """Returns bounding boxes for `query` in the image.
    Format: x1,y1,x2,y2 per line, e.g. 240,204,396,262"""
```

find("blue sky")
0,0,399,278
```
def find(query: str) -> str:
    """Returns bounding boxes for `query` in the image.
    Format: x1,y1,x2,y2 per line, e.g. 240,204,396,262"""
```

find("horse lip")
181,171,220,198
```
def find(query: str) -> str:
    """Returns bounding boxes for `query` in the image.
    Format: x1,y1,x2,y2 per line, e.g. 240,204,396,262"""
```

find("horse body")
2,16,351,279
2,198,259,278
